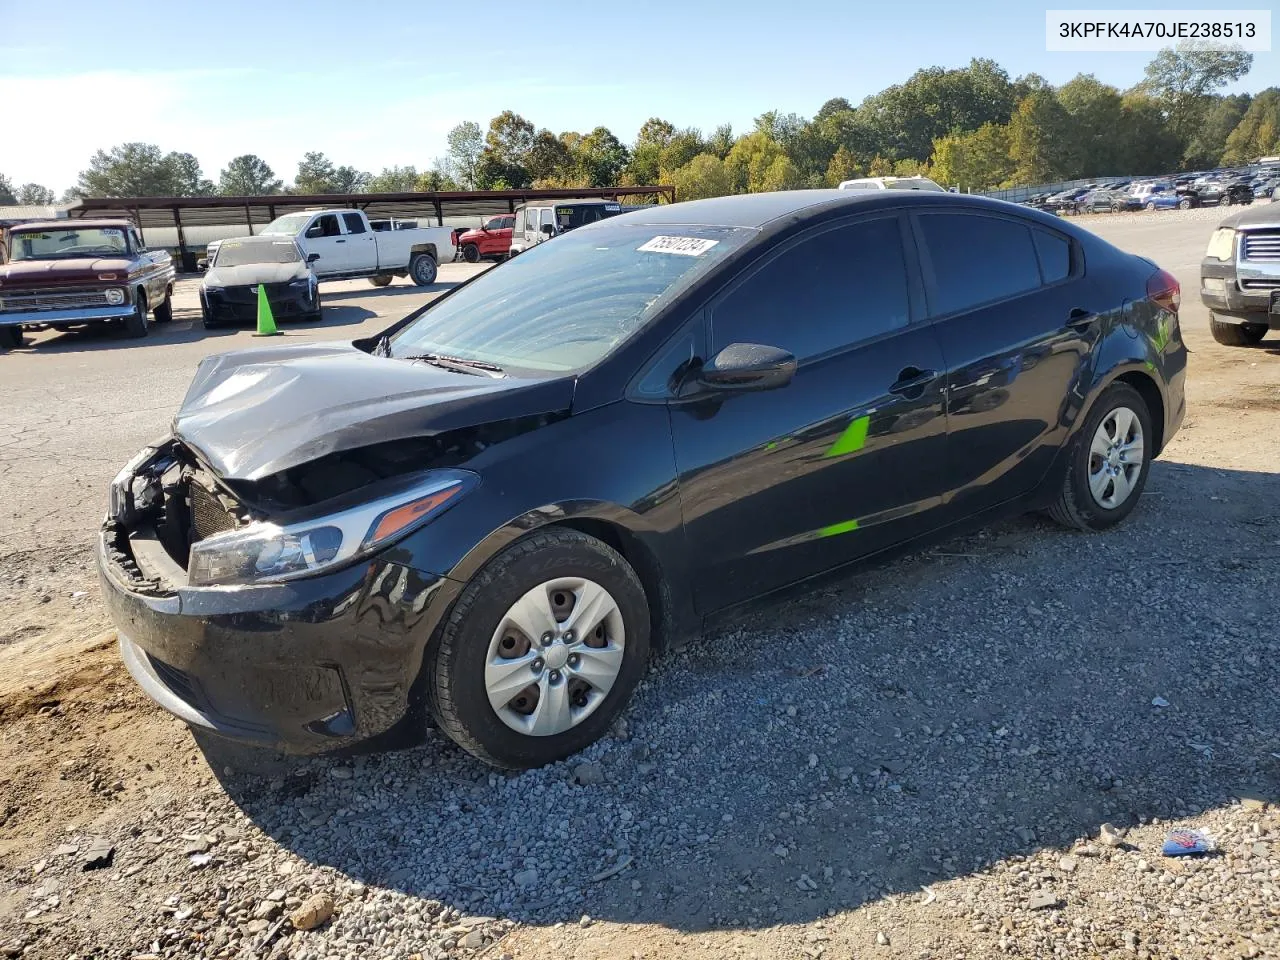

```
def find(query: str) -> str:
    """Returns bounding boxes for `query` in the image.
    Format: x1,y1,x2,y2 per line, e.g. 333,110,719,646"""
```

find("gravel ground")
1,212,1278,960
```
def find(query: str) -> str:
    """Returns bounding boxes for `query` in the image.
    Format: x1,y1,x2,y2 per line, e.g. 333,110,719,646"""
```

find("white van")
837,176,946,192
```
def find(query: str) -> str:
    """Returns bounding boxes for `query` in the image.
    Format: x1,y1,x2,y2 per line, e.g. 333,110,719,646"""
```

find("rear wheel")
462,243,480,263
368,275,393,288
123,292,149,338
1047,383,1152,532
1145,201,1156,211
152,287,174,323
409,253,438,286
426,528,650,769
0,326,23,350
1210,316,1268,346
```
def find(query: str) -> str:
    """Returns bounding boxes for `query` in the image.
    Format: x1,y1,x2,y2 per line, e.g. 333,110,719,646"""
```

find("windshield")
261,213,311,236
8,226,130,261
389,222,753,373
482,217,509,231
214,238,301,267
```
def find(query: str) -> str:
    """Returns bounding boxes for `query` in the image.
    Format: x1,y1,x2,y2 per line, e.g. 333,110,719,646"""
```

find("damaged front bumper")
96,445,463,753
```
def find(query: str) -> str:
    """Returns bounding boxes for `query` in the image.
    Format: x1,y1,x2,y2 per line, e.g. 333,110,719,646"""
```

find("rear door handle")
1067,307,1097,330
336,239,346,243
889,366,939,396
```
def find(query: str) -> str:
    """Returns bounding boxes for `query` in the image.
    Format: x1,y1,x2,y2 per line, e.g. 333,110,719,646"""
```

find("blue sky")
1,0,1275,193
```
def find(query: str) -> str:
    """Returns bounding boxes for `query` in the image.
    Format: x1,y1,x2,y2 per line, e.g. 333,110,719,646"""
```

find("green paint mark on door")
819,518,860,538
824,414,870,458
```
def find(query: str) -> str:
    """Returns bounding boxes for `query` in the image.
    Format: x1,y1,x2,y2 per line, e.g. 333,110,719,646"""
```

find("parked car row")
1023,163,1280,217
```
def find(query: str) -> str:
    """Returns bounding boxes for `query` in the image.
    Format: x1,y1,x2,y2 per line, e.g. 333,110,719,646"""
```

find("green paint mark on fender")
819,518,860,538
765,441,778,451
825,414,870,458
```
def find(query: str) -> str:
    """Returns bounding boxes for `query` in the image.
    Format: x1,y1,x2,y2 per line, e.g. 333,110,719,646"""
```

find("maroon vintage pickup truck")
0,218,176,350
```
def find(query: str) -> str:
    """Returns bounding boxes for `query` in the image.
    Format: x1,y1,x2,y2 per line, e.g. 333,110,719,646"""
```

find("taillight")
1147,268,1180,314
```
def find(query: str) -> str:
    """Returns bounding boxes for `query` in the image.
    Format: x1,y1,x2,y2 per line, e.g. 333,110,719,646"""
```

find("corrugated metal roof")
0,205,70,224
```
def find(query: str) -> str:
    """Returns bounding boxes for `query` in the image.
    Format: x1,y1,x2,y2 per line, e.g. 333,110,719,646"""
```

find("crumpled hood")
173,341,576,480
204,261,309,288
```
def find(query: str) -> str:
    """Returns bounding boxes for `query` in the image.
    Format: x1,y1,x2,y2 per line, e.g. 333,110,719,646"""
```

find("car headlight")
105,288,125,305
188,469,477,587
1205,228,1236,261
1202,277,1227,296
108,446,159,521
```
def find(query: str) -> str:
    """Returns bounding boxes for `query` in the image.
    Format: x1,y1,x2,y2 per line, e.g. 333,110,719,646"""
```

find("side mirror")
696,343,796,393
196,259,208,272
541,223,554,237
306,252,321,263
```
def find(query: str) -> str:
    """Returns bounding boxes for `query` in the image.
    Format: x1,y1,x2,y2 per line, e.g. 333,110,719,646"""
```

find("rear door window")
342,213,366,234
918,213,1042,316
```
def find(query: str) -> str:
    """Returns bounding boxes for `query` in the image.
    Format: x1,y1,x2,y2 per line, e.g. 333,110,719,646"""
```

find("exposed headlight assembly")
1204,228,1236,261
105,288,126,305
188,469,477,587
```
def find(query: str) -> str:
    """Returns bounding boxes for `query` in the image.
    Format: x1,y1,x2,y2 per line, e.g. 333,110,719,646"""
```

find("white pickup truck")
250,208,456,287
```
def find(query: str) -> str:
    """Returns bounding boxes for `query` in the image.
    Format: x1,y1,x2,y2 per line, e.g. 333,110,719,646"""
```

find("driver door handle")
889,366,939,395
1067,307,1096,330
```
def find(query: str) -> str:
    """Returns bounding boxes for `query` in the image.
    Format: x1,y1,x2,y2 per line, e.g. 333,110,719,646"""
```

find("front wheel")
123,293,149,338
1210,316,1268,346
368,275,393,288
1145,201,1156,211
1046,383,1152,532
1177,198,1193,210
0,326,23,351
462,243,480,263
409,253,438,286
426,528,651,769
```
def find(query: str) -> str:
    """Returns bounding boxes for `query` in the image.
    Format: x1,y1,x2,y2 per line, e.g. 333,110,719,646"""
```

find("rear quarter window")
1032,229,1072,284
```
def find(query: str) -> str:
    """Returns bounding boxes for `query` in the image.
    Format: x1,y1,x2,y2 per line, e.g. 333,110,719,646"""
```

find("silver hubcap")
414,258,435,283
484,577,625,737
1088,406,1144,509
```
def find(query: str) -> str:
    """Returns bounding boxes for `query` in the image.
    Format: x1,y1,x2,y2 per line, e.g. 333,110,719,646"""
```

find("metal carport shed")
66,186,676,270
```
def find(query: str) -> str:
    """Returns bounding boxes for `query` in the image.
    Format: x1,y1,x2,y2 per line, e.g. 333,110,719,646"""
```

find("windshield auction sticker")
1046,9,1271,50
637,236,720,256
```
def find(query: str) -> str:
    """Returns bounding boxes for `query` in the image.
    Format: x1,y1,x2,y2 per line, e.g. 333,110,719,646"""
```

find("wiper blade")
402,353,505,377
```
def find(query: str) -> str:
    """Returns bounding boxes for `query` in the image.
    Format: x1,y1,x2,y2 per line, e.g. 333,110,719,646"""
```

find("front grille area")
1242,230,1280,262
189,480,237,542
1241,278,1280,290
0,289,111,311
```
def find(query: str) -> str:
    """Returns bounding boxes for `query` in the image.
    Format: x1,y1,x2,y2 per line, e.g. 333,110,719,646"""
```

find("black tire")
1210,316,1267,346
152,287,174,323
1047,382,1152,532
1177,197,1193,210
1145,201,1156,211
426,528,651,769
369,275,393,288
462,243,480,263
409,253,438,286
0,326,23,350
123,292,149,338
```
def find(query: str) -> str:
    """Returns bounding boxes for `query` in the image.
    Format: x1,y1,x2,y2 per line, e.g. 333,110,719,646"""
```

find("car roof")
515,199,621,209
9,218,134,232
616,189,1031,229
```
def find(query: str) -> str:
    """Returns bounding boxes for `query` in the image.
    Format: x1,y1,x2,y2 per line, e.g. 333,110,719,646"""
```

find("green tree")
415,163,461,191
636,117,676,147
485,111,536,163
825,145,861,186
446,121,483,188
707,123,735,160
526,129,575,184
76,143,214,197
669,154,733,200
0,174,17,204
366,166,420,193
725,131,788,192
659,128,706,178
1114,93,1185,174
1184,94,1251,167
572,126,630,187
930,123,1014,189
331,166,370,193
815,97,853,121
16,183,56,204
758,155,804,191
1221,89,1280,162
1139,43,1254,144
1008,90,1075,183
293,151,338,193
217,154,282,196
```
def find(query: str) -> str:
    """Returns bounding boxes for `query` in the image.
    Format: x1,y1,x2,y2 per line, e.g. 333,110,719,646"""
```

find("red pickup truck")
456,215,515,263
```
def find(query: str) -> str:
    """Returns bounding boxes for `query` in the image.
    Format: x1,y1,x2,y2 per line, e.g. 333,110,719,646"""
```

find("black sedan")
199,236,321,328
98,191,1187,768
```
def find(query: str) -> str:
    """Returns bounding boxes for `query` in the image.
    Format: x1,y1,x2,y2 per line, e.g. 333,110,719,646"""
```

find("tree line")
3,45,1276,208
